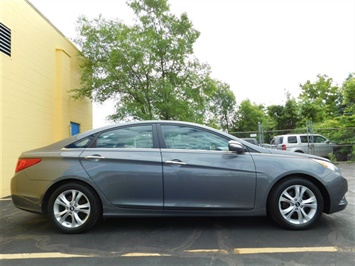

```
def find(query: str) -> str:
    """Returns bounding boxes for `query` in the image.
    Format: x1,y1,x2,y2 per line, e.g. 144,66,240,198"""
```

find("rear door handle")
85,155,105,161
165,160,187,165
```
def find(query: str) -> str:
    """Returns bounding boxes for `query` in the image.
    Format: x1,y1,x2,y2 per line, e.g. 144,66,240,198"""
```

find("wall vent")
0,22,11,56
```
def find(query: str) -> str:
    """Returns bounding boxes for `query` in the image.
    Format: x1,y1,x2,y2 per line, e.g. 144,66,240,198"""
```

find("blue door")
70,122,80,136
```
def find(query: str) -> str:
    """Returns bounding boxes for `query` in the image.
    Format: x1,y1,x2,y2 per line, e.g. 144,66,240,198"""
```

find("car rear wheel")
268,178,324,230
47,183,102,233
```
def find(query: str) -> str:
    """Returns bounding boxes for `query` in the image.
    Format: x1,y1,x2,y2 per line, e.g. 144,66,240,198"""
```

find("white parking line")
121,253,171,257
1,246,354,260
185,249,229,254
233,246,338,254
0,252,94,260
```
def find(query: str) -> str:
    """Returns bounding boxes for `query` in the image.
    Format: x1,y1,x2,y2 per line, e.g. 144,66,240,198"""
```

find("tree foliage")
232,99,266,133
342,73,355,115
71,0,353,158
72,0,235,124
298,74,340,122
205,80,236,131
266,94,300,131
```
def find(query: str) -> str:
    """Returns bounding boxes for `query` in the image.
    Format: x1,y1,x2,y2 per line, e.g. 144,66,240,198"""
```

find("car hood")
265,148,330,161
232,137,330,162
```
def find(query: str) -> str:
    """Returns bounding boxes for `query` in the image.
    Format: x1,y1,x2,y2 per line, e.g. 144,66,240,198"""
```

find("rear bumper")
10,172,45,214
11,195,43,214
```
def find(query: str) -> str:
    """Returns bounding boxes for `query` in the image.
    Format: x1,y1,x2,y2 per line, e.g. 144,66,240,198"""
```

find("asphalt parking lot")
1,163,354,266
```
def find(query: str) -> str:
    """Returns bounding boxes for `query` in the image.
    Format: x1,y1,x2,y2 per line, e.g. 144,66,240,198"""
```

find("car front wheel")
268,178,324,230
47,183,102,233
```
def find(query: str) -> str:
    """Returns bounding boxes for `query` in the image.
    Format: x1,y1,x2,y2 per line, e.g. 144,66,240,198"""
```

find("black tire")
268,177,324,230
333,148,348,161
47,183,102,233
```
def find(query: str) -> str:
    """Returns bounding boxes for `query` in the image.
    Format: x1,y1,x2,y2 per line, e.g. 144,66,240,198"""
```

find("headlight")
313,159,339,172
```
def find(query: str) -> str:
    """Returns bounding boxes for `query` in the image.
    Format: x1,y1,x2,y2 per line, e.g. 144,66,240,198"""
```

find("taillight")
281,144,287,150
15,159,41,172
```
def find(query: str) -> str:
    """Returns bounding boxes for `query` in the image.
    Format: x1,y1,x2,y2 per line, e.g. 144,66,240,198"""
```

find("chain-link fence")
229,124,355,162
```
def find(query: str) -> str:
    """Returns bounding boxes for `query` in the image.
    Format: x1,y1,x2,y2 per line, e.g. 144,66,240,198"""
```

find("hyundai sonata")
11,121,348,233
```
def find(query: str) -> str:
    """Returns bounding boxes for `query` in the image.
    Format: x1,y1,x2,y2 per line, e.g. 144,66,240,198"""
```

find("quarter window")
96,125,153,148
161,125,228,151
66,136,95,148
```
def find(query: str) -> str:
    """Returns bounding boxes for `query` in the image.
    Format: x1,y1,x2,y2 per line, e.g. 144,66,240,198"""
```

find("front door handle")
165,160,187,166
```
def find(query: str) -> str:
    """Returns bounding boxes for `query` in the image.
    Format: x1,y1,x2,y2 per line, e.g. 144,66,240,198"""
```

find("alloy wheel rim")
278,184,318,225
53,189,91,228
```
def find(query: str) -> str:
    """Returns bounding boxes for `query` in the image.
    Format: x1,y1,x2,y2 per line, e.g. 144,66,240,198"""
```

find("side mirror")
228,140,246,154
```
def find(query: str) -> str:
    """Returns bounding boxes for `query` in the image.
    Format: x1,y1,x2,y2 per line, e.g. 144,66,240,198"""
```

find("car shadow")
1,206,351,258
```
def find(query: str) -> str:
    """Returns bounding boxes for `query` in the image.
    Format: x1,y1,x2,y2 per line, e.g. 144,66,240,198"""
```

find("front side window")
96,125,153,148
161,125,228,151
300,135,327,143
300,136,308,143
314,136,327,143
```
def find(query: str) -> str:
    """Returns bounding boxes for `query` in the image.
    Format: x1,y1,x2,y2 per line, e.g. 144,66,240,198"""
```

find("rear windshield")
271,137,283,145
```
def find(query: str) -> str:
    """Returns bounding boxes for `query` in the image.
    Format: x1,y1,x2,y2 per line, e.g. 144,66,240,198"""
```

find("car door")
159,124,257,210
80,124,163,208
313,135,333,157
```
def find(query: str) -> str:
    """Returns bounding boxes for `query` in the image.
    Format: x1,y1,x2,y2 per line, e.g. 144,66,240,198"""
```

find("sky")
28,0,355,128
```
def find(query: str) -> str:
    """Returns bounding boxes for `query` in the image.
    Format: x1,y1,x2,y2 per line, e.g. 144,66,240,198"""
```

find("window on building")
70,122,80,136
0,22,11,56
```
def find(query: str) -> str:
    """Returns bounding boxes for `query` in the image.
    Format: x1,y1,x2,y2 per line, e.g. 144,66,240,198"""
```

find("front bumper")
326,174,348,214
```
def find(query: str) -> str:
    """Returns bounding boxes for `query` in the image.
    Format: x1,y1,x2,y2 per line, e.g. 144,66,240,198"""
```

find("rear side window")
95,125,153,148
287,136,297,143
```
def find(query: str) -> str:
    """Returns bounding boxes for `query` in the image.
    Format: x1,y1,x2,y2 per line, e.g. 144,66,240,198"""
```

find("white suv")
270,134,335,158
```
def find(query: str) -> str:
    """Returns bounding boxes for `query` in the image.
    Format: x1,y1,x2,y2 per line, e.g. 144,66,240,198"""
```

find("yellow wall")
1,0,93,197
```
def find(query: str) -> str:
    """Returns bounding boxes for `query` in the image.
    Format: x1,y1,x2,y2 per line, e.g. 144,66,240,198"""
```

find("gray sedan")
11,121,348,233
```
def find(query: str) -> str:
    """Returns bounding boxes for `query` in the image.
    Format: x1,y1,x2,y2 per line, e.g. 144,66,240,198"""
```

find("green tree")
232,99,266,134
72,0,222,122
266,104,284,130
316,115,355,161
298,74,340,122
267,96,300,131
205,80,236,131
341,73,355,115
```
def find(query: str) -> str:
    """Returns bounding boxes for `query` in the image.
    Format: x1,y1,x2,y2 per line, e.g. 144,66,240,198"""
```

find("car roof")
78,120,231,138
25,120,329,161
29,120,271,154
273,133,322,137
